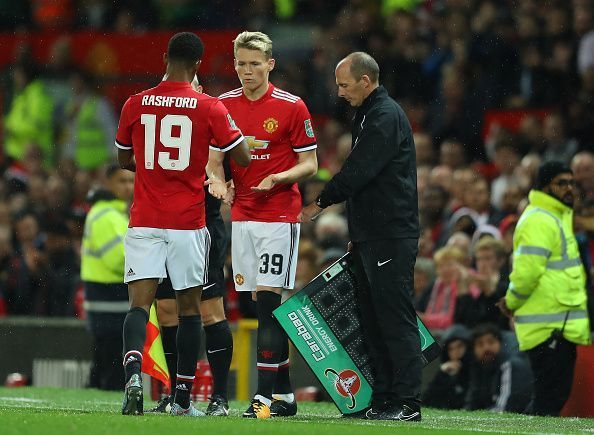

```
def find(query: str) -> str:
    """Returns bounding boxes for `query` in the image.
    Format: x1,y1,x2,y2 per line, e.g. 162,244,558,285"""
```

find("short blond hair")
433,246,465,266
233,31,273,59
473,237,507,261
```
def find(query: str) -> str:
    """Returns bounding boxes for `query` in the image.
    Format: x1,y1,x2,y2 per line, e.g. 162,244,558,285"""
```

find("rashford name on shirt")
141,94,197,108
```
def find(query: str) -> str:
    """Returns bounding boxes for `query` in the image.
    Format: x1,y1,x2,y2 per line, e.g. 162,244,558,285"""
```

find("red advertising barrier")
0,31,240,109
481,108,551,141
0,31,238,77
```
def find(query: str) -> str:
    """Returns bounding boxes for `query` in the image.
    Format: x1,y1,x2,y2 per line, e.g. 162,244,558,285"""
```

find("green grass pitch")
0,387,592,434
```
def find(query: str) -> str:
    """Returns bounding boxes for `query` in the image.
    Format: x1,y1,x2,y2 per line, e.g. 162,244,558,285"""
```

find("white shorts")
124,227,210,290
231,221,300,291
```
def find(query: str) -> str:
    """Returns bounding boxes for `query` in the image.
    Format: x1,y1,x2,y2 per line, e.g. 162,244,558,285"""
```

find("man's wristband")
315,196,330,209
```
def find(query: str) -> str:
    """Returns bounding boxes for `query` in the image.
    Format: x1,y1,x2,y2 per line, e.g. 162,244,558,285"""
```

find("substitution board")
274,253,440,414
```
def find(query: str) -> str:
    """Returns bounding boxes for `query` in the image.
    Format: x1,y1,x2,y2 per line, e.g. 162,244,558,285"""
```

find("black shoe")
341,407,370,419
205,395,229,416
270,398,297,417
364,401,391,420
377,404,422,422
242,398,271,419
122,374,143,415
145,395,173,413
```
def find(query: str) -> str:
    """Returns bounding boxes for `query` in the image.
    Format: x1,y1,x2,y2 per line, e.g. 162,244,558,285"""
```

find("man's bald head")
335,52,380,107
338,52,380,84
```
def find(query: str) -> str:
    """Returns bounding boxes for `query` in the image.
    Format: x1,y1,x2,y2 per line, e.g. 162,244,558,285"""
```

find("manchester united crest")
263,117,279,133
235,274,245,285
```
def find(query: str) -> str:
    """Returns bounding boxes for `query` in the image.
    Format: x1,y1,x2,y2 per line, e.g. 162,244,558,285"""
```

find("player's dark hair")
105,163,121,179
167,32,204,65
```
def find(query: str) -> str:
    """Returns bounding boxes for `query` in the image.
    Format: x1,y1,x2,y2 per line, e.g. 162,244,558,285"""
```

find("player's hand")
224,180,235,206
298,202,324,222
205,178,227,200
251,174,280,192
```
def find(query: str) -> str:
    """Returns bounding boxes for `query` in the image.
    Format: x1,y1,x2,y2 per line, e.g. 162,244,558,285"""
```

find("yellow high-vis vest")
81,198,128,283
506,190,590,350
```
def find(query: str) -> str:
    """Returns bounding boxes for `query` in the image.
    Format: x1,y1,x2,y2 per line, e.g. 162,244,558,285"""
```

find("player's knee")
200,297,226,326
157,299,178,326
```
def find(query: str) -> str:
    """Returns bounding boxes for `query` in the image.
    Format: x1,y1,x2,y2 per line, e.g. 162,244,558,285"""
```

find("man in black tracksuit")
300,52,422,421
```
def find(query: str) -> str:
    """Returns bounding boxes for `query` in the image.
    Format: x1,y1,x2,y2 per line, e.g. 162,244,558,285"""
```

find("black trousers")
88,312,126,391
526,336,577,416
352,238,422,409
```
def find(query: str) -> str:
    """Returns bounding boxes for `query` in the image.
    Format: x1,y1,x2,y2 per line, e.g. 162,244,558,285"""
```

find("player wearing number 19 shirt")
115,32,247,417
220,31,318,419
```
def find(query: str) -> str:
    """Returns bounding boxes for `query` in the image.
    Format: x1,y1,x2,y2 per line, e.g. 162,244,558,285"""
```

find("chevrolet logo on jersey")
246,136,270,151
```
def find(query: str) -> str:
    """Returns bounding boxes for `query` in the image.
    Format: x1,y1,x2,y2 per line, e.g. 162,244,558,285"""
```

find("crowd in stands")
1,0,594,411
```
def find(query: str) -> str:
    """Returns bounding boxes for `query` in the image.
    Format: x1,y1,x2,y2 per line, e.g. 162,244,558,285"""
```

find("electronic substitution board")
274,253,441,414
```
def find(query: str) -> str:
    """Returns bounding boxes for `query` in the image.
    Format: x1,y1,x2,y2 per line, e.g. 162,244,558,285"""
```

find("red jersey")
116,81,243,229
219,83,317,222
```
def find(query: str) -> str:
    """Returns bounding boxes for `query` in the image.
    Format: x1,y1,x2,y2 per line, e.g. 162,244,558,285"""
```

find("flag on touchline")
142,303,169,386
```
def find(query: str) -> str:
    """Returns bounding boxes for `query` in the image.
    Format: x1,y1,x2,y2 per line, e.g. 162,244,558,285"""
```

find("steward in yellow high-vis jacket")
81,164,134,390
499,161,590,417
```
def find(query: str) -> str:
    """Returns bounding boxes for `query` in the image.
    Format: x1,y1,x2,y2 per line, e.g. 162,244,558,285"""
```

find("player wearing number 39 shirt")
219,31,318,419
115,32,248,417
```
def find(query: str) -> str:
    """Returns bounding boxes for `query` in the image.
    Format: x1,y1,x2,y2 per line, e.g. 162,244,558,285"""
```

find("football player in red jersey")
219,31,318,419
147,75,248,417
116,32,247,417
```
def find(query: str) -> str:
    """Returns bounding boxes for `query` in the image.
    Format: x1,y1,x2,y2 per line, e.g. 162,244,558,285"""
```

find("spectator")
428,164,452,192
421,245,478,330
414,132,436,166
571,151,594,200
293,238,320,292
447,207,479,240
465,323,533,413
514,153,542,193
5,210,48,314
499,184,525,216
446,232,472,267
419,185,449,251
455,238,510,329
413,257,435,312
449,168,477,214
498,214,519,255
44,220,78,316
314,212,349,250
423,325,472,410
439,139,467,170
491,140,521,209
541,113,578,165
464,176,505,226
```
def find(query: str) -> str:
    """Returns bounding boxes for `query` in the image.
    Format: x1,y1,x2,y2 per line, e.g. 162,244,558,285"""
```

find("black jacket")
465,353,533,413
317,86,419,241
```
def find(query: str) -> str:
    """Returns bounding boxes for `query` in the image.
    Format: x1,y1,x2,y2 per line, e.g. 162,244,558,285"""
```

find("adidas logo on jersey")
176,384,189,391
127,268,135,277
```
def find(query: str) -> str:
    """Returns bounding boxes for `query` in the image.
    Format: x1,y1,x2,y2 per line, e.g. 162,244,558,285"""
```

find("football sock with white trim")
174,314,201,408
255,291,283,401
205,320,233,398
122,307,149,382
